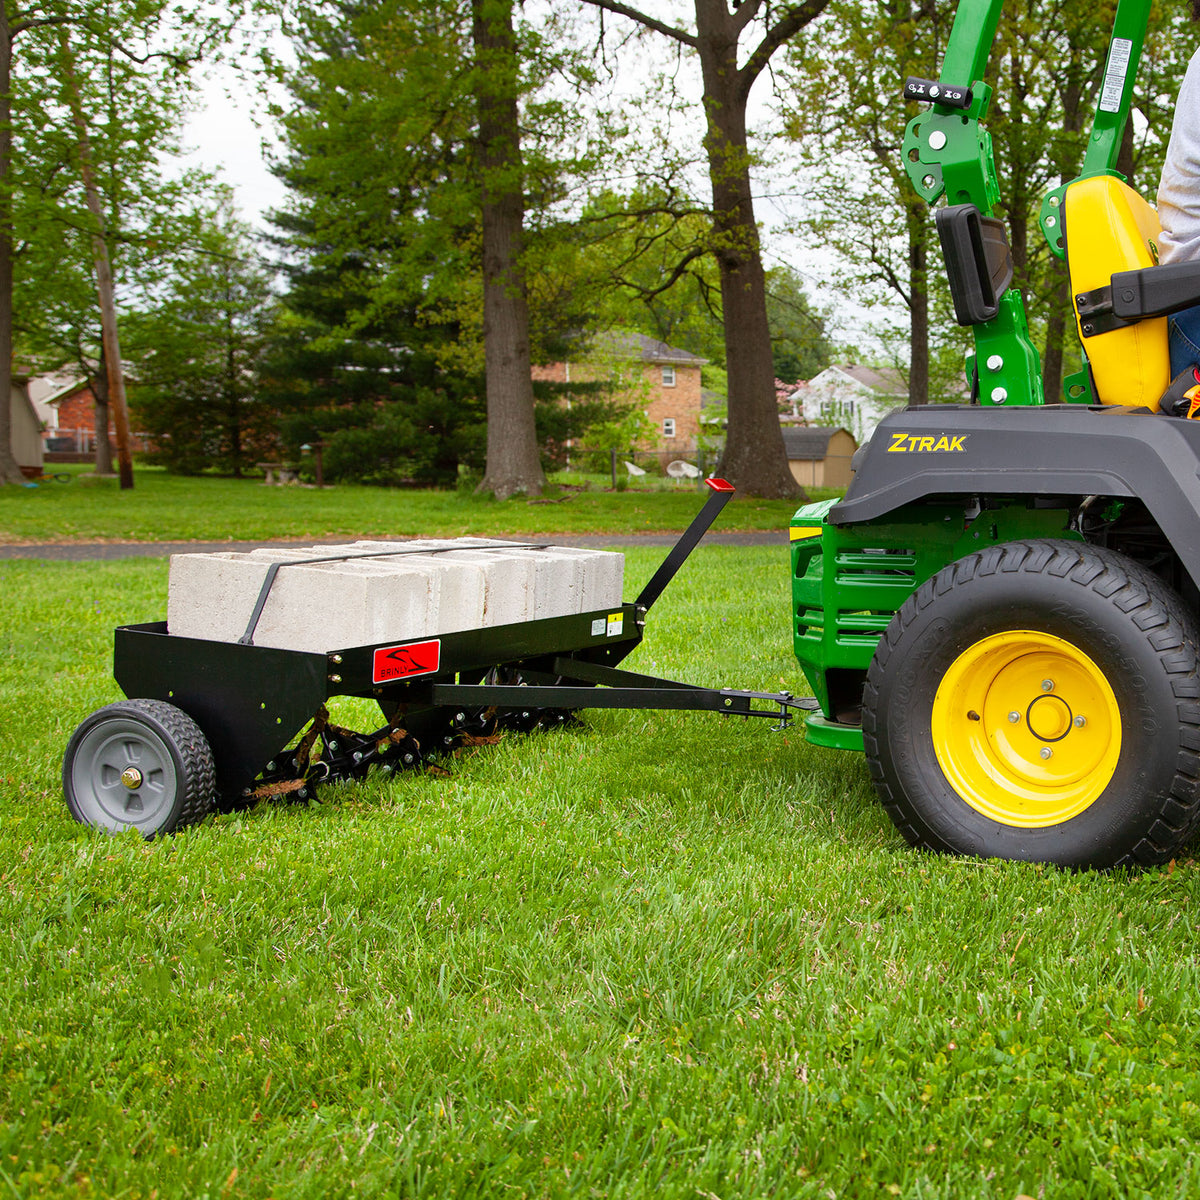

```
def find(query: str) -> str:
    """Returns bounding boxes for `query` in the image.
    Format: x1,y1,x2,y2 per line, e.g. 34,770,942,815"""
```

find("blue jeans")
1169,303,1200,377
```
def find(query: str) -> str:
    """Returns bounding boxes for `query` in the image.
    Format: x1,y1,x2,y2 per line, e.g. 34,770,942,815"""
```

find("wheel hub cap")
932,631,1122,827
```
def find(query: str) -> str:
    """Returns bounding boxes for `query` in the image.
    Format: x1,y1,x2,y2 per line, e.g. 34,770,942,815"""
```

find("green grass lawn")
3,547,1200,1198
0,467,819,544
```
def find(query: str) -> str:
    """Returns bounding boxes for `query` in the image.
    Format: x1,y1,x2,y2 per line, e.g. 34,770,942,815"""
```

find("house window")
663,418,676,438
661,365,676,387
820,398,856,417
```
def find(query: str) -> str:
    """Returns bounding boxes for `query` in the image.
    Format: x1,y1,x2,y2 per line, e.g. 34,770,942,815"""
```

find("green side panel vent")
789,501,1079,743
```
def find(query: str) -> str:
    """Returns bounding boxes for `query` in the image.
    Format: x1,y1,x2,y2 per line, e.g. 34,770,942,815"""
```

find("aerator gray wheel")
63,699,217,837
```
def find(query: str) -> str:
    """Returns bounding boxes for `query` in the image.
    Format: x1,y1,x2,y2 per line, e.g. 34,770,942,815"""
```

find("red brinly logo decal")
372,639,441,683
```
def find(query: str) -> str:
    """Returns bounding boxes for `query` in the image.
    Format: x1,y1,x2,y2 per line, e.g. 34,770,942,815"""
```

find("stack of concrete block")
166,538,624,653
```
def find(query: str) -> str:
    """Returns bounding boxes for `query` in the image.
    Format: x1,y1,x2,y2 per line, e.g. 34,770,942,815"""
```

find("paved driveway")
0,531,788,561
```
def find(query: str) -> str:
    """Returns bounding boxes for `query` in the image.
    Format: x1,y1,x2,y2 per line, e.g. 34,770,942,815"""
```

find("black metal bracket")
1075,285,1130,338
431,679,809,725
635,478,736,613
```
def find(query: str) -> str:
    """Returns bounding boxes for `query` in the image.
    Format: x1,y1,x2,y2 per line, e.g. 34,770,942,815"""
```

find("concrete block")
167,551,444,653
166,537,624,651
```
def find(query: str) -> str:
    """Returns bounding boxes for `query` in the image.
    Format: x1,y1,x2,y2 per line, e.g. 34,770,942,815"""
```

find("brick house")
29,370,148,458
533,332,707,457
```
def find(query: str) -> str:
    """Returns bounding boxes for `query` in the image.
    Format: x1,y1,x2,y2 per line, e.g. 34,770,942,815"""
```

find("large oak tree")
580,0,830,498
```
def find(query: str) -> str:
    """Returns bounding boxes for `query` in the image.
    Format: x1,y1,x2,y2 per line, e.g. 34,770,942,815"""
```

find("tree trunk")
907,202,929,405
91,352,114,475
695,0,800,499
472,0,545,501
1041,264,1069,403
59,29,133,489
0,10,25,485
226,335,243,477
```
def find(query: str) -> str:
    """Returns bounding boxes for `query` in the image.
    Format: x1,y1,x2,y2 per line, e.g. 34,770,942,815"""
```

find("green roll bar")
902,0,1153,407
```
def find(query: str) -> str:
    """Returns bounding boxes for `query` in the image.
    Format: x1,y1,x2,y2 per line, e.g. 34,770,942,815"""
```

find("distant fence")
569,446,716,487
42,427,151,461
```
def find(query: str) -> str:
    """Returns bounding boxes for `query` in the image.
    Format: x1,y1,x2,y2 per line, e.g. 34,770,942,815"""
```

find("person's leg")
1169,303,1200,376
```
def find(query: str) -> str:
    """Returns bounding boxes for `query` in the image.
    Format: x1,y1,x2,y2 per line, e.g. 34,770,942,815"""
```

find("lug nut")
403,754,414,765
1041,680,1054,692
1008,711,1020,723
1074,715,1087,728
1040,748,1053,760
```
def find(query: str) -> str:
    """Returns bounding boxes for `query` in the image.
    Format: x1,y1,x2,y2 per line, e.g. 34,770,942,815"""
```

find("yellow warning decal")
790,526,823,541
887,432,967,453
606,612,624,637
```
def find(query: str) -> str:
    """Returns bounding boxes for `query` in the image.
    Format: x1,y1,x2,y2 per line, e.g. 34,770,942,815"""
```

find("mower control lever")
903,76,973,110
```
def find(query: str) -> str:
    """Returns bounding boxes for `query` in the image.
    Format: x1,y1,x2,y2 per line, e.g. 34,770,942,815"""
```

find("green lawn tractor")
792,0,1200,868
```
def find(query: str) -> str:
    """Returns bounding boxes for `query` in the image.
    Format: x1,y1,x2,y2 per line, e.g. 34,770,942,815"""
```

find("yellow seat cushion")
1066,176,1169,410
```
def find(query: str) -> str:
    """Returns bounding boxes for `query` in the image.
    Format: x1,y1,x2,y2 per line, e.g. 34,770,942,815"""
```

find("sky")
179,62,288,230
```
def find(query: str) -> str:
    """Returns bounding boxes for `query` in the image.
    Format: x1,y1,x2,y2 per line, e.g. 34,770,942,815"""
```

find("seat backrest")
1066,175,1169,410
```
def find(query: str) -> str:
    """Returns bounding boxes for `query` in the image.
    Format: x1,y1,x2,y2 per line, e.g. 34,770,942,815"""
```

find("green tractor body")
793,0,1200,866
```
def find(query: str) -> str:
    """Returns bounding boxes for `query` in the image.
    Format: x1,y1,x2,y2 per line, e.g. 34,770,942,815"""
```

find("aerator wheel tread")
863,540,1200,868
63,698,217,837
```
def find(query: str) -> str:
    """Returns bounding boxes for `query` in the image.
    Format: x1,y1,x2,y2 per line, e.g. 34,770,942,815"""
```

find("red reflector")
372,638,441,684
705,477,735,492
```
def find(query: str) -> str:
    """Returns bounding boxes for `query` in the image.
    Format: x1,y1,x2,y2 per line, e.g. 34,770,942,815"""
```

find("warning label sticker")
372,638,441,684
1100,38,1132,113
606,612,624,637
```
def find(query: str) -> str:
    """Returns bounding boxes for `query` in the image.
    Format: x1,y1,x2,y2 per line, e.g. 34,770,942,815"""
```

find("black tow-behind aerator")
63,480,810,838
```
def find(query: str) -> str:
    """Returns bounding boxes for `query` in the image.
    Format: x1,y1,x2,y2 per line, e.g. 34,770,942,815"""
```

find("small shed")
10,379,44,477
782,426,857,490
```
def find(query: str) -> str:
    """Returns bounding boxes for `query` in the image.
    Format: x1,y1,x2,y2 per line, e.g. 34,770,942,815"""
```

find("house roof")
592,330,707,367
782,426,856,460
820,363,908,396
26,371,88,426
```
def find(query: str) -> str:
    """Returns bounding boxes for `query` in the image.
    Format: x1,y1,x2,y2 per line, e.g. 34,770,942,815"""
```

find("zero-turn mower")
792,0,1200,867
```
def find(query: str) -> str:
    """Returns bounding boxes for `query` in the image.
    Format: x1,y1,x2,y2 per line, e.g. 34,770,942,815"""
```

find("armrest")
935,204,1014,326
1111,261,1200,320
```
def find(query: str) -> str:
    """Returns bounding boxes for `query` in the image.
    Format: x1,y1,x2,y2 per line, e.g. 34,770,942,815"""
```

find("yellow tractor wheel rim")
931,631,1122,828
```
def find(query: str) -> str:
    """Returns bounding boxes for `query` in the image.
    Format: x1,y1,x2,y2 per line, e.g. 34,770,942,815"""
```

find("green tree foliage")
575,194,831,385
785,0,958,405
264,0,604,494
0,1,234,485
766,266,833,382
125,199,277,476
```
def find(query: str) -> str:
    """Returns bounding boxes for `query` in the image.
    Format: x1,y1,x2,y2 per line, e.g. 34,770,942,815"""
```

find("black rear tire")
864,540,1200,868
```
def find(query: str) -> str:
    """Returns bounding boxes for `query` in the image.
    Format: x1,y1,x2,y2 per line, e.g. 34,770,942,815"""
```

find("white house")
802,363,909,444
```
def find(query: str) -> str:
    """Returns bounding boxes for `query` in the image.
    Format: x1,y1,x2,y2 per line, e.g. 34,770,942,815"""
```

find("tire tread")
864,540,1200,867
